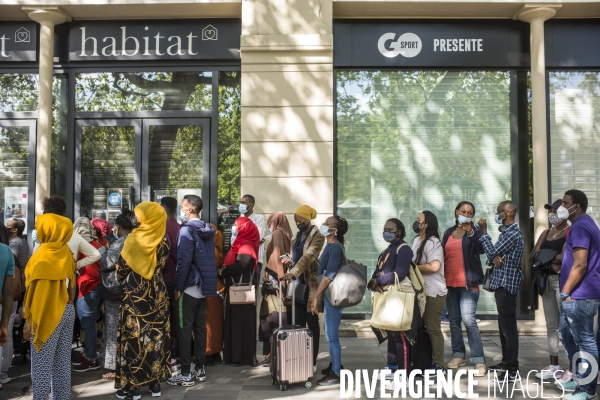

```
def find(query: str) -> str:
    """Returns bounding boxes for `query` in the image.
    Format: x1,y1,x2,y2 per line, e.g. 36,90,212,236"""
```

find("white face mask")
556,204,576,220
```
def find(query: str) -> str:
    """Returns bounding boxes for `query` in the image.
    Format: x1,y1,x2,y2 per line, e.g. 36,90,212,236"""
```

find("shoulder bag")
317,245,368,309
229,271,255,305
370,272,415,332
482,268,494,292
285,279,309,305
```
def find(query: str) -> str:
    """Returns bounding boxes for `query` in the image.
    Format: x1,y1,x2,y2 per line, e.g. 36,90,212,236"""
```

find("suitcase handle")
278,277,295,326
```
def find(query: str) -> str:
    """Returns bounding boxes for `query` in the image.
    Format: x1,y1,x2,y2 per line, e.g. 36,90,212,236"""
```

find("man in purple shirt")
161,196,181,362
558,189,600,400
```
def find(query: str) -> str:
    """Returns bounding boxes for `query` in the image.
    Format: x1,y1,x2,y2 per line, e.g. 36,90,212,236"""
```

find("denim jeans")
542,275,561,356
446,287,485,364
560,298,600,394
324,296,343,375
76,285,103,362
0,301,18,373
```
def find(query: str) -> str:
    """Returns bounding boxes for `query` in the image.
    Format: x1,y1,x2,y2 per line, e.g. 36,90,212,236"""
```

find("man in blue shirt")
478,201,524,383
557,189,600,400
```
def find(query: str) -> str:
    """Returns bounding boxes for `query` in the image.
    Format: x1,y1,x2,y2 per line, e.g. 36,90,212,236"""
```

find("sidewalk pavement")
1,334,571,400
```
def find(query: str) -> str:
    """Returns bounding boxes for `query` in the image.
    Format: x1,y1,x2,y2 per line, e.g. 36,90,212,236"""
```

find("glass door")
75,119,141,223
75,118,211,223
0,119,36,246
142,119,211,221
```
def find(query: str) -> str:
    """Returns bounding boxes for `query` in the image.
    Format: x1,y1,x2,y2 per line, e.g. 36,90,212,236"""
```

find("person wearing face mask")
169,195,216,387
311,215,349,386
528,199,570,382
442,201,487,377
99,210,138,380
411,211,447,375
160,196,181,367
237,195,267,279
367,218,413,390
556,189,600,400
282,205,325,374
477,201,524,383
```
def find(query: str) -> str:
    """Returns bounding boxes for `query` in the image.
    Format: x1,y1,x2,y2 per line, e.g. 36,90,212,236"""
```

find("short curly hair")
42,196,68,216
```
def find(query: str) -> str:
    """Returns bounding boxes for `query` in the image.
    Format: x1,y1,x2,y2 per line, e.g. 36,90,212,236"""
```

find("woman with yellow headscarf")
23,213,76,400
114,202,171,400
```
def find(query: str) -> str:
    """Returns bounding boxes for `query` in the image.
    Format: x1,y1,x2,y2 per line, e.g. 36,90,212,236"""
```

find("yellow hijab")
24,214,75,352
121,201,167,280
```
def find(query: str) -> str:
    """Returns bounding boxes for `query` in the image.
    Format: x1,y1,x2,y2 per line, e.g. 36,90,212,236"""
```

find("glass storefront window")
80,125,136,217
217,71,241,252
51,75,68,198
336,70,512,314
0,125,30,231
75,71,212,112
0,73,38,111
550,72,600,225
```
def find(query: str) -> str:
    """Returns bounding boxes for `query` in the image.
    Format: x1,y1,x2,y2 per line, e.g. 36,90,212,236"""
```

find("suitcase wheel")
279,383,287,391
305,381,312,388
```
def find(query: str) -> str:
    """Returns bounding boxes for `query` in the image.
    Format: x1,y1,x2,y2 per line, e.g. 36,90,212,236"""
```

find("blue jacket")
441,223,485,287
175,219,217,296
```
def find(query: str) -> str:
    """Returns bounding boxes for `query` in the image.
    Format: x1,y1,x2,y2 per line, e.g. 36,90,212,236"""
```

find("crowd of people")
0,188,598,400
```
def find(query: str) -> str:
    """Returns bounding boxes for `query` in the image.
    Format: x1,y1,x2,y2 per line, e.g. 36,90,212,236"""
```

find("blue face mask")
113,232,119,240
239,204,248,214
268,227,272,234
457,215,472,224
494,212,505,225
31,229,39,244
319,225,331,236
383,231,396,243
231,225,238,237
180,211,189,223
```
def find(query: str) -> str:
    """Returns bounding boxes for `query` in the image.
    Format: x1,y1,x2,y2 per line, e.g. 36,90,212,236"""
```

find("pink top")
444,235,478,290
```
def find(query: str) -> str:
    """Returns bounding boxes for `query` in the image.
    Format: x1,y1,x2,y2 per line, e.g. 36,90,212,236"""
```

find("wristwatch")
560,292,570,300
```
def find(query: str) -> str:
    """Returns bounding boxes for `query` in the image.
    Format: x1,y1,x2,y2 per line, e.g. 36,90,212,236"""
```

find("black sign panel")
69,19,240,61
546,20,600,68
334,20,530,68
0,22,37,62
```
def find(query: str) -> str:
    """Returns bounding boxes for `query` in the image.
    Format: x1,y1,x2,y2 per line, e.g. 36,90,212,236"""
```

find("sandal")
102,371,116,380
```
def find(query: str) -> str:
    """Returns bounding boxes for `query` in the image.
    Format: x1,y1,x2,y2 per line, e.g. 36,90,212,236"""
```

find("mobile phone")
279,253,291,260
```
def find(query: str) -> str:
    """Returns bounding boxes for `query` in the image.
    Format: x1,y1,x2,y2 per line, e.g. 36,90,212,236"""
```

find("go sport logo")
339,351,597,398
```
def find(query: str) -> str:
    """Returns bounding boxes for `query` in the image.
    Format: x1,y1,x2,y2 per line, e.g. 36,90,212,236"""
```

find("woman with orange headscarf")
221,216,259,367
258,212,292,365
24,213,76,400
114,202,171,399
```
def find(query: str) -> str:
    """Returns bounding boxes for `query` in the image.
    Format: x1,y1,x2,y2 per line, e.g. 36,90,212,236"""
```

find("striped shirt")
479,224,525,295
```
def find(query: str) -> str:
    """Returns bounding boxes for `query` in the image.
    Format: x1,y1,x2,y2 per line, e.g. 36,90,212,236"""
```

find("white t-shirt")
411,236,447,297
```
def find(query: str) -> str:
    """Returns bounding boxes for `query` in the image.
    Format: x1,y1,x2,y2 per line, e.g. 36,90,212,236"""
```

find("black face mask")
297,222,308,231
412,220,421,234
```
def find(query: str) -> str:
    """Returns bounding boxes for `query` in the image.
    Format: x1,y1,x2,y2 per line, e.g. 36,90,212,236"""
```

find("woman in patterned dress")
115,202,172,400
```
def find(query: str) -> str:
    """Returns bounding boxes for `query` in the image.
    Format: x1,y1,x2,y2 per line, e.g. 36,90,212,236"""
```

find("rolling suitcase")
271,278,314,391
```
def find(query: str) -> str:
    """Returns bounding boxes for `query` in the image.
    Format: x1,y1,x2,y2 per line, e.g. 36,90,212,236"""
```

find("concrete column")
515,4,560,326
23,6,71,215
240,0,333,227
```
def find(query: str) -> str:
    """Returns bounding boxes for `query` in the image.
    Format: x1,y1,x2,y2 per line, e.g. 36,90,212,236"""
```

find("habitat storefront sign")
68,19,240,61
0,22,37,62
334,20,530,68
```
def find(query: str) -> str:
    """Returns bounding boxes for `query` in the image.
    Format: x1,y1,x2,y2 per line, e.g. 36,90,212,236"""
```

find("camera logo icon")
202,25,218,41
15,27,30,43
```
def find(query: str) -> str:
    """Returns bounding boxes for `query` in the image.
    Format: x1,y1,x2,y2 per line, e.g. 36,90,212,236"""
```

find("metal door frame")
0,119,37,250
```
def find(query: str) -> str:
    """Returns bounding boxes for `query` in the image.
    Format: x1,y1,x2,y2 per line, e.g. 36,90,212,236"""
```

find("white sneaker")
380,367,394,381
313,366,317,374
385,376,405,391
0,373,10,384
536,365,563,379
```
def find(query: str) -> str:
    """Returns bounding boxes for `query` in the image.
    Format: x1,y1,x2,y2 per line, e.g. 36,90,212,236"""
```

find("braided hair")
333,215,349,245
386,218,406,240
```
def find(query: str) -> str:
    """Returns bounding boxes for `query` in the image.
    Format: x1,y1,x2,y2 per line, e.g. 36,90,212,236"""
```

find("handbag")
482,268,494,292
370,272,415,331
229,272,255,305
285,279,309,305
101,268,124,301
317,248,368,309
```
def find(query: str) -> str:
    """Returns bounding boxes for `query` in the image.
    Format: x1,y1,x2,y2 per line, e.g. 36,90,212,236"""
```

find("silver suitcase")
271,278,314,391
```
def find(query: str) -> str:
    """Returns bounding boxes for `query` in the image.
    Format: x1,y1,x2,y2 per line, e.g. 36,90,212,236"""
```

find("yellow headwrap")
24,214,75,352
294,205,317,221
121,201,167,280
